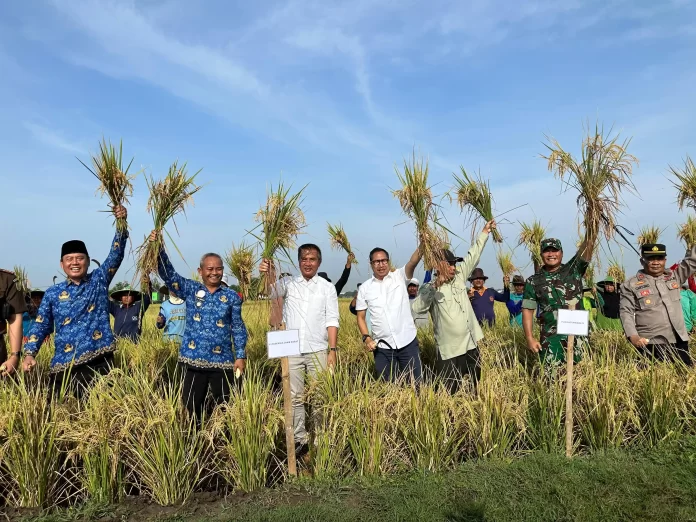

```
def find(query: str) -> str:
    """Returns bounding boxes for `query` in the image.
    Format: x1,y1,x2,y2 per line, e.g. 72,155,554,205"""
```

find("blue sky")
2,0,695,291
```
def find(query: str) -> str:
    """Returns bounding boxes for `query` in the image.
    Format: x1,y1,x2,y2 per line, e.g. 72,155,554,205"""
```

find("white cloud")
22,121,84,154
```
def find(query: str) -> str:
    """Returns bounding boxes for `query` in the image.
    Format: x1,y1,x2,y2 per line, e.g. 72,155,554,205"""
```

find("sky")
2,0,696,292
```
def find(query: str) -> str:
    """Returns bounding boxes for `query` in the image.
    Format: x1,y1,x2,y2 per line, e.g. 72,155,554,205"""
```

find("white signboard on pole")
557,309,590,336
267,329,301,359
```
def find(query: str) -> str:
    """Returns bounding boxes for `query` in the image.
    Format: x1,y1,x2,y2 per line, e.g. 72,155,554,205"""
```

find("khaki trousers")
288,351,327,445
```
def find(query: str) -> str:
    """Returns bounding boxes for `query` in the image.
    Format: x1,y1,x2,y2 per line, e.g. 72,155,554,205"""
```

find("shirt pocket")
636,289,658,310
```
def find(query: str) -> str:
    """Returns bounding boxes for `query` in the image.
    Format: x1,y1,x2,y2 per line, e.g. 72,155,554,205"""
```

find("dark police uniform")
0,269,28,363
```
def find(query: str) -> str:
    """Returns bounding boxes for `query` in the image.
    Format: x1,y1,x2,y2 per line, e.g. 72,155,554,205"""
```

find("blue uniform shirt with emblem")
24,230,128,372
157,248,248,369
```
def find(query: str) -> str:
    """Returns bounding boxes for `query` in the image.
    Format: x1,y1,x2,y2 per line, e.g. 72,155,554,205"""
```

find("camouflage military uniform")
522,251,589,365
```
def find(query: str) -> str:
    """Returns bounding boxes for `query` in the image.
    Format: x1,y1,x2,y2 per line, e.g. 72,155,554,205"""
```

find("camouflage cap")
540,238,562,252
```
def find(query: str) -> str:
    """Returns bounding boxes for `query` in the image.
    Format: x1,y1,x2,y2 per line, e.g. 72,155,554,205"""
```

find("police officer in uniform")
0,269,28,376
620,243,696,365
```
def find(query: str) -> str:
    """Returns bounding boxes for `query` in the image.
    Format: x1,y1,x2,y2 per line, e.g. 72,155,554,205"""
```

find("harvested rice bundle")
669,156,696,211
496,250,516,278
583,263,595,289
393,153,449,270
78,138,135,232
518,220,546,272
225,242,257,300
453,167,503,243
327,223,357,263
677,216,696,249
136,161,202,277
12,266,29,295
606,262,625,285
637,225,662,247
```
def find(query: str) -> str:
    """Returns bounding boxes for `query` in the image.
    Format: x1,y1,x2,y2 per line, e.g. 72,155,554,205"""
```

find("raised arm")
97,206,129,285
578,219,600,263
459,221,494,280
151,231,190,298
672,245,696,286
405,247,423,280
334,257,352,296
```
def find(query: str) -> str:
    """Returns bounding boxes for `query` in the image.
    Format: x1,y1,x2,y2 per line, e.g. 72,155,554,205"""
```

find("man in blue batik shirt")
150,230,248,422
23,206,128,398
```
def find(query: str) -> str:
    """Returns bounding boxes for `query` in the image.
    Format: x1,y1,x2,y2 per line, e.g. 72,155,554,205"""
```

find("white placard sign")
557,309,590,336
267,329,301,359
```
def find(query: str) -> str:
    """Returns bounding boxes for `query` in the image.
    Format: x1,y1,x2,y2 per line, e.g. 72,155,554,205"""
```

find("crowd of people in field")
2,205,696,460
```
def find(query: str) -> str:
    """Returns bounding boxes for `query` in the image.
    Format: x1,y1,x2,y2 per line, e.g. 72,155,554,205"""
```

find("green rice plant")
634,365,686,447
225,241,257,300
584,262,595,289
677,215,696,249
208,366,282,492
312,400,352,480
669,155,696,211
327,223,357,263
136,160,203,277
78,138,135,232
637,225,662,247
543,124,637,256
119,376,208,505
453,167,503,243
524,376,565,453
12,265,30,295
395,386,466,471
518,220,546,272
393,152,449,270
0,375,71,508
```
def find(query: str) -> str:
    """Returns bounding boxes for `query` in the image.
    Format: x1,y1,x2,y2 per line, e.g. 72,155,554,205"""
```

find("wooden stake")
565,303,576,458
281,355,297,476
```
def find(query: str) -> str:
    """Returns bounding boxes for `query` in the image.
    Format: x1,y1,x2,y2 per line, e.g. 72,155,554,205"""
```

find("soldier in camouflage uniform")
522,238,593,365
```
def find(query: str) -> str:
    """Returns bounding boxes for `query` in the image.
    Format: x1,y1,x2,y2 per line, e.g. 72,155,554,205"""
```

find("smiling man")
23,206,128,397
522,232,597,366
620,243,696,365
152,230,248,422
259,243,339,459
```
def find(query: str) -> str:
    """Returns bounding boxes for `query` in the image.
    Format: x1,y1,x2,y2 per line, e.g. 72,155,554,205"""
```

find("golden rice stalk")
225,242,256,300
637,225,662,247
677,215,696,249
543,124,637,252
518,220,546,271
584,263,595,289
606,262,626,285
327,223,357,263
136,161,202,277
393,152,449,270
12,266,30,295
496,251,516,278
78,138,135,232
669,155,696,211
254,181,307,292
452,167,503,243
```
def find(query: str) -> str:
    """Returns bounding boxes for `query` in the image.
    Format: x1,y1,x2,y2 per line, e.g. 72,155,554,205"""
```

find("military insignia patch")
670,282,679,289
645,299,652,305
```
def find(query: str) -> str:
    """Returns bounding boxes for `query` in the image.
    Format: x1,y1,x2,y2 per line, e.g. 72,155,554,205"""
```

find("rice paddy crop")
2,302,696,510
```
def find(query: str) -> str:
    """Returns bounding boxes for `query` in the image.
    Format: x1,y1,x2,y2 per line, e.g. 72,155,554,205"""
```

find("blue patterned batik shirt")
157,248,248,369
24,230,128,373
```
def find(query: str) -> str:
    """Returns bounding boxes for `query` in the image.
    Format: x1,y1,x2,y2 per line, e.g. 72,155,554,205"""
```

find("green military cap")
540,238,562,252
640,243,666,258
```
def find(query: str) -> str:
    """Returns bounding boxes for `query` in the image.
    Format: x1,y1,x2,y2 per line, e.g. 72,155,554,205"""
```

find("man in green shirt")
522,231,597,365
411,220,496,392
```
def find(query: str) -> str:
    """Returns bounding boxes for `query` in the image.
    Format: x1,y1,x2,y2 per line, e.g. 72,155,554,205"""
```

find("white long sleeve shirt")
356,267,417,349
273,274,340,354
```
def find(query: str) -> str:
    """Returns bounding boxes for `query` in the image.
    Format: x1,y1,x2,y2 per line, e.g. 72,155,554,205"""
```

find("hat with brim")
641,243,667,258
29,289,45,298
511,275,525,286
159,285,170,295
110,286,143,301
540,238,562,252
596,277,616,291
318,272,332,283
468,267,488,282
441,249,464,264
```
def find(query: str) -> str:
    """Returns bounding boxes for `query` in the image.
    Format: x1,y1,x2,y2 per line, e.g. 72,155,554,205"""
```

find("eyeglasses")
371,259,389,266
447,261,457,266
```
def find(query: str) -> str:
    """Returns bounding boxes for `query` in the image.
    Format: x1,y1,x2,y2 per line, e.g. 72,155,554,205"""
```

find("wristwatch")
328,347,338,352
10,351,21,357
362,334,371,343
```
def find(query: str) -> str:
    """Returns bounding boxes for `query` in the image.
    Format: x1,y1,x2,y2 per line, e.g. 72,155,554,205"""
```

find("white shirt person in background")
356,246,423,383
259,243,339,459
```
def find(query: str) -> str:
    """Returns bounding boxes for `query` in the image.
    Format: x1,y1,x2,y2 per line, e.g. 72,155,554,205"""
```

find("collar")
169,296,184,305
296,274,319,284
473,287,487,296
66,272,92,286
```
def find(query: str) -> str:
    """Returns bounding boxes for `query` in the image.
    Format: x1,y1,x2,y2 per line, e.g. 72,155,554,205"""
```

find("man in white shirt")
356,246,423,382
259,243,340,457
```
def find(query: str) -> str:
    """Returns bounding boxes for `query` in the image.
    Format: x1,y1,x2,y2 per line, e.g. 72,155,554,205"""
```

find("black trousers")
435,348,481,394
49,353,115,400
180,364,236,423
639,340,693,366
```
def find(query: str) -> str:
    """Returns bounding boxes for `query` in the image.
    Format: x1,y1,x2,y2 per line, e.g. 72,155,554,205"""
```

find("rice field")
2,300,696,511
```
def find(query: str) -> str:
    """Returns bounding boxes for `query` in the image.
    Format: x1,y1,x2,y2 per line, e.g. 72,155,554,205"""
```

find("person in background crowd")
680,282,696,334
620,243,696,366
505,275,526,327
468,268,508,327
411,220,497,392
407,278,429,329
0,269,27,377
333,253,355,296
157,286,187,344
356,246,423,383
152,230,248,422
109,278,152,343
23,206,129,397
22,289,46,341
260,243,339,460
579,276,622,331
